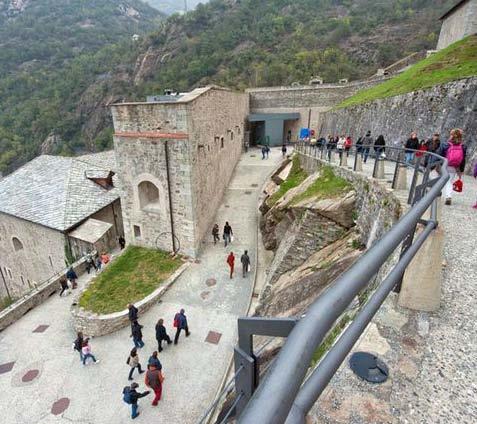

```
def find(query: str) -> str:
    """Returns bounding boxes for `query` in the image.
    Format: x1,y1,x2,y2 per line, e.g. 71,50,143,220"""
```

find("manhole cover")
225,205,230,208
205,331,222,345
194,259,201,264
22,369,40,382
206,278,217,287
251,184,258,187
200,291,210,300
244,191,252,195
33,325,49,333
250,155,257,157
349,352,389,383
51,397,70,415
0,362,15,375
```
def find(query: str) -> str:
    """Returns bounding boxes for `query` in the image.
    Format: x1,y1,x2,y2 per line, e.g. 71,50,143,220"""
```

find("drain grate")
244,191,252,195
349,352,389,383
251,184,258,187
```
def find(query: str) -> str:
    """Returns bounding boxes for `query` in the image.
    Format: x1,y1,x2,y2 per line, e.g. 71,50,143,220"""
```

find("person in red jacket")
227,252,235,279
145,364,164,406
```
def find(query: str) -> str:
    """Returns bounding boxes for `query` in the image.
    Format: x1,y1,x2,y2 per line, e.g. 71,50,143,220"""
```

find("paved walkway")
307,150,477,423
0,148,283,424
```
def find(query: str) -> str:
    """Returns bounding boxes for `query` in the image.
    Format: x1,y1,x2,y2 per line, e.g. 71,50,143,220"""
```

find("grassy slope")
79,246,182,314
337,35,477,108
267,156,308,206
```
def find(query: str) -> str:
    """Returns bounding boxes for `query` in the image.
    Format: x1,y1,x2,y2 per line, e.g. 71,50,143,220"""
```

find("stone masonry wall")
188,88,249,250
318,77,477,172
437,1,477,50
0,212,66,299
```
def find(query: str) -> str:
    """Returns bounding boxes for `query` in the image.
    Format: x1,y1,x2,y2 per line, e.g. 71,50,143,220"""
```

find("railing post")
234,347,256,418
407,158,421,205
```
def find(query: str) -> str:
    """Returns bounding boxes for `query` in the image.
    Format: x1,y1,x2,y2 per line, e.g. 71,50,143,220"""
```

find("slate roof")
0,151,119,232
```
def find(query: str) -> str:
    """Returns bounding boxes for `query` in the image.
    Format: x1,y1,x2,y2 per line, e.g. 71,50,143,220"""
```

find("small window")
214,136,220,144
49,256,53,268
12,237,23,251
133,225,141,239
20,276,25,285
221,137,224,148
7,268,12,279
230,131,234,141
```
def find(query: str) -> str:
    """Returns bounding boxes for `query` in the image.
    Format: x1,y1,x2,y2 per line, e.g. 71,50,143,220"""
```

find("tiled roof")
0,151,119,232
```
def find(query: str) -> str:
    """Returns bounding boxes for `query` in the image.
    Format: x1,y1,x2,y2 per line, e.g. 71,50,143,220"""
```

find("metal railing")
230,142,449,423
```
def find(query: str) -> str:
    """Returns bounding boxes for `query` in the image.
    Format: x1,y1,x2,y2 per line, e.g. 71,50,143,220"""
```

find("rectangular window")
7,268,12,279
221,137,224,148
133,225,141,239
20,275,25,285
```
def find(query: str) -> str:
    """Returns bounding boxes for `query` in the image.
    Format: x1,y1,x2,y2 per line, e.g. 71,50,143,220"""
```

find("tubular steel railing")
228,142,450,424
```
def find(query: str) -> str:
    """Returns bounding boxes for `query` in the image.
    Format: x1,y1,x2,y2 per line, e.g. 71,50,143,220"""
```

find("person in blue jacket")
173,309,190,344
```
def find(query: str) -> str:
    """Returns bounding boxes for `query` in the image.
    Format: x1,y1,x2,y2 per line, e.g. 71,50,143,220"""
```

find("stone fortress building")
111,86,249,258
437,0,477,50
0,152,123,299
0,0,472,300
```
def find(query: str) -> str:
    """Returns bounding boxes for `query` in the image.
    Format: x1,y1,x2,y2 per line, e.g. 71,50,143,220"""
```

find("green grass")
0,296,14,312
311,315,351,367
291,166,352,205
79,246,182,314
337,35,477,108
267,156,308,206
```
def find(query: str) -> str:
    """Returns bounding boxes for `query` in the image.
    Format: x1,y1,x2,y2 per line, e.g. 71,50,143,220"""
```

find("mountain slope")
145,0,206,15
0,0,458,175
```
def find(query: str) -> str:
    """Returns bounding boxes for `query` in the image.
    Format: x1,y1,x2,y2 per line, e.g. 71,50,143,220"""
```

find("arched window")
12,237,23,251
138,181,160,210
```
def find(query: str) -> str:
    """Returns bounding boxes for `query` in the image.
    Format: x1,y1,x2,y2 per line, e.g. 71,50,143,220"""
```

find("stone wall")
0,212,66,299
0,255,88,331
247,78,389,136
70,262,189,336
188,88,249,250
89,199,124,242
318,77,477,172
437,1,477,50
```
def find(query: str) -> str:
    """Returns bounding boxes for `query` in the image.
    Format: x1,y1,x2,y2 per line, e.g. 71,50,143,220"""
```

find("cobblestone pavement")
308,152,477,424
0,147,283,424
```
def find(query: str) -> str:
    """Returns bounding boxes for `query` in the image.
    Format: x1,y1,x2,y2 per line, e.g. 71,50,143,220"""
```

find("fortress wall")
437,1,477,50
188,88,249,250
318,77,477,171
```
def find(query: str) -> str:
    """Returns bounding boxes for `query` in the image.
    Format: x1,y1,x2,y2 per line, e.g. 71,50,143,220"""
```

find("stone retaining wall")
70,262,189,337
0,257,89,331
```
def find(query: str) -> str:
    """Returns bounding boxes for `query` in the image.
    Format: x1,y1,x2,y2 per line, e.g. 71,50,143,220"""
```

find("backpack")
73,338,82,352
123,387,132,404
446,143,464,167
173,313,180,328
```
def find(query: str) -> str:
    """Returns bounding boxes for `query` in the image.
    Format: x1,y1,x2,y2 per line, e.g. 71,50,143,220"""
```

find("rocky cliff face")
319,77,477,172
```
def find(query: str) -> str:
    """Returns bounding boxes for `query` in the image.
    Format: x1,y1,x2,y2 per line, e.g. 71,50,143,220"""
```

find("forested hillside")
145,0,206,15
0,0,456,175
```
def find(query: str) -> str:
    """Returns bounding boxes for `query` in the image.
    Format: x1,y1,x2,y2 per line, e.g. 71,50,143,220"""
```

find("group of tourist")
72,304,191,419
212,221,252,278
303,128,474,208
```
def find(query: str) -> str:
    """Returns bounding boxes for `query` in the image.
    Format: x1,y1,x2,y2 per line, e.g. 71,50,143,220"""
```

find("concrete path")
0,147,283,424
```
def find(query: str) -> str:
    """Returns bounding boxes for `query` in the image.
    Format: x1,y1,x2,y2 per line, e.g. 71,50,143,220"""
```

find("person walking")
437,128,467,206
66,267,78,289
173,309,190,345
362,131,373,163
127,348,144,381
336,135,346,161
344,136,352,157
212,224,220,245
148,351,162,370
85,252,97,274
123,382,150,419
73,331,84,362
223,221,233,247
404,132,419,165
59,278,69,297
95,255,102,272
100,251,110,265
131,321,145,348
82,338,99,365
356,137,363,155
424,133,441,170
128,304,139,325
374,135,386,157
261,145,267,160
119,236,126,250
240,250,251,278
282,144,287,157
227,252,235,279
155,318,172,352
265,145,270,159
145,364,164,407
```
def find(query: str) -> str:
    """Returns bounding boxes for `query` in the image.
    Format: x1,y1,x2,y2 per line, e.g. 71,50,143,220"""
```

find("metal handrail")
237,143,449,423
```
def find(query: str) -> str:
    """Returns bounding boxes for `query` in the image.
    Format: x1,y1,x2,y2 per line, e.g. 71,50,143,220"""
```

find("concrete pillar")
376,159,385,179
355,154,363,172
340,153,347,167
395,165,407,190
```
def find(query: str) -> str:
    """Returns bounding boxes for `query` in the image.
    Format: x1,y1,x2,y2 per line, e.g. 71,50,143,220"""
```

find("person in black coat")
124,382,150,419
404,132,419,165
155,318,172,352
374,135,386,156
128,304,138,325
131,321,144,348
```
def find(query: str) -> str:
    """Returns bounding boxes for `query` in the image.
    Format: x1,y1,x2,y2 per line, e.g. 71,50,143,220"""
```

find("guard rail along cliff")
228,143,449,424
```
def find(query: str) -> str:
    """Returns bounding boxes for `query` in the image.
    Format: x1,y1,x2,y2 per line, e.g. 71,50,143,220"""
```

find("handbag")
230,235,234,242
247,264,251,272
453,178,463,192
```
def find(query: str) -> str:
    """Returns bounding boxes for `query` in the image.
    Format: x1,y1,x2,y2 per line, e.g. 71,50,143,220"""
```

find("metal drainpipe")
164,140,177,253
0,266,12,301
